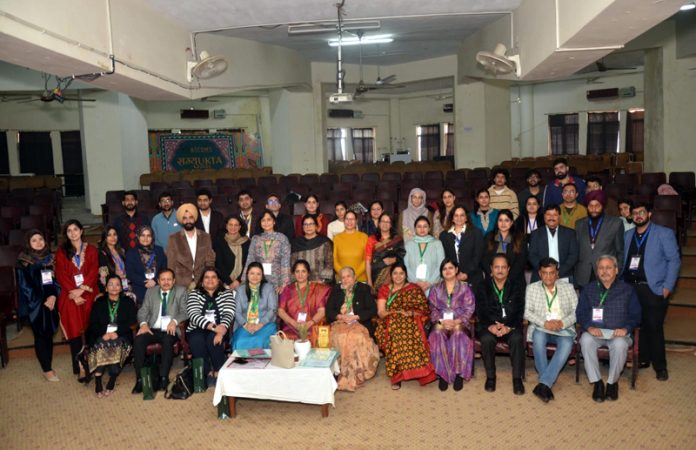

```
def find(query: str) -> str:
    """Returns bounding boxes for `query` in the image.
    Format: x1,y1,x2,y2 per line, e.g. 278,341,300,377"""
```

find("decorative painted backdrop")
148,129,263,172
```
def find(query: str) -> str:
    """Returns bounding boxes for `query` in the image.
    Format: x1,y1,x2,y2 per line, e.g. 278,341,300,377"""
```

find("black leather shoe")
592,380,605,402
131,378,143,394
545,384,555,401
438,378,449,391
639,362,650,369
485,377,496,392
606,382,619,401
533,383,549,403
156,376,169,392
656,369,669,381
453,376,464,392
512,378,525,395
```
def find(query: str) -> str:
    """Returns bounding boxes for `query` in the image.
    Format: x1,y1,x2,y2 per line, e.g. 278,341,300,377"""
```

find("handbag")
165,366,194,400
269,330,295,369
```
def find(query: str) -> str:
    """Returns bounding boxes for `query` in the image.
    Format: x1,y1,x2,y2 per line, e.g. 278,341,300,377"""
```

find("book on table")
299,348,340,368
235,348,271,359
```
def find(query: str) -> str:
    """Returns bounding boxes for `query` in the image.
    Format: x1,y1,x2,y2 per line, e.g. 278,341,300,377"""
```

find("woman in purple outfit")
427,258,476,391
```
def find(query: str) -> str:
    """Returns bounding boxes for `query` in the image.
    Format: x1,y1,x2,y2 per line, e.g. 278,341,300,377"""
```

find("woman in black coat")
214,216,251,290
86,275,137,398
16,229,60,381
326,267,378,336
439,205,485,290
480,209,528,288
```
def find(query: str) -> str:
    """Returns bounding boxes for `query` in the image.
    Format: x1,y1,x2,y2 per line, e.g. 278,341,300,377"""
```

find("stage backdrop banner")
159,134,236,171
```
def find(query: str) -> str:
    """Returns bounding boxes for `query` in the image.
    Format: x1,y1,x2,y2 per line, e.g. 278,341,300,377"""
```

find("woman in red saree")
55,219,99,382
375,262,436,390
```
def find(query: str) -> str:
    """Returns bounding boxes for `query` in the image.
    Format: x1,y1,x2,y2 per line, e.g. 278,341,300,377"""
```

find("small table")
213,350,339,418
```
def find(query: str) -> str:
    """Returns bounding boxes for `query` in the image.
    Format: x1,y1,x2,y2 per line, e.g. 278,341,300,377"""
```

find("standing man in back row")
622,201,680,381
543,158,586,208
488,168,519,219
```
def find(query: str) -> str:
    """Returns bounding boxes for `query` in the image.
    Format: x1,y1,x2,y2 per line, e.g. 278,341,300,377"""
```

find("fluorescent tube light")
329,34,393,47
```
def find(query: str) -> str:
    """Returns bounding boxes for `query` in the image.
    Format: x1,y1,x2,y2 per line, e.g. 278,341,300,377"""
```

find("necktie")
161,291,168,316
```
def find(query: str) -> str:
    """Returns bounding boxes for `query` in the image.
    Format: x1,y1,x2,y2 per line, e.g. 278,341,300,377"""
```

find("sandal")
104,389,113,397
391,382,402,390
96,391,105,399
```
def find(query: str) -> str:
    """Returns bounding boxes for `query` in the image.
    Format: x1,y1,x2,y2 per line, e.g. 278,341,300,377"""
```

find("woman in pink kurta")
55,220,99,381
277,260,330,345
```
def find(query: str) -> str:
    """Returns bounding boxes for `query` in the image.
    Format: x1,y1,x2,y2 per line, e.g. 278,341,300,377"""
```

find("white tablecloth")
212,351,339,407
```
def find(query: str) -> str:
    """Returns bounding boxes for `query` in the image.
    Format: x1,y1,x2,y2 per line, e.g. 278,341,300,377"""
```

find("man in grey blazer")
575,190,624,288
132,268,188,394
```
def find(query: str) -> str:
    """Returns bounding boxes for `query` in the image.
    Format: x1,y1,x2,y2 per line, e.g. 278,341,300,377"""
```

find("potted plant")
293,324,312,360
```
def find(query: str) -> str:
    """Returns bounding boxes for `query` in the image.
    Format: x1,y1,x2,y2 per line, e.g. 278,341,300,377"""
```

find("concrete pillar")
643,47,664,172
389,98,401,156
268,89,319,175
258,95,272,169
454,79,511,169
519,85,534,157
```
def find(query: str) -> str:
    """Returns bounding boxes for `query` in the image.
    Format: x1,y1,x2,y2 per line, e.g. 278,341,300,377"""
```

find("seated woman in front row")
428,259,476,392
326,266,380,392
232,262,278,350
186,268,236,386
278,260,330,343
376,262,436,390
86,274,136,398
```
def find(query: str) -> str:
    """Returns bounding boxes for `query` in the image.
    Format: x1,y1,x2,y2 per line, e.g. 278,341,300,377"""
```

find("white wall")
510,72,645,157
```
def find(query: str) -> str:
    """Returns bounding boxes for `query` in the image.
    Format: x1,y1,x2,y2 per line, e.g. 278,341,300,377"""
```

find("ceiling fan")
354,33,404,98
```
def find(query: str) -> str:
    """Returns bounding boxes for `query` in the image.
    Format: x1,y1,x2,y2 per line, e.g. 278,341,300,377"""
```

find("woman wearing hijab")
213,216,250,290
399,188,432,241
16,229,60,381
125,226,167,306
292,214,334,283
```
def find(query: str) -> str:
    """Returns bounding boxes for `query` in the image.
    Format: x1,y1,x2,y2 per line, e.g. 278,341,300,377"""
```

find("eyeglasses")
303,223,316,227
267,199,280,206
632,210,649,217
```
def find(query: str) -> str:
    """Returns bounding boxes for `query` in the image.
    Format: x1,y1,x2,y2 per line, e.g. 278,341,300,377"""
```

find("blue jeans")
532,329,574,388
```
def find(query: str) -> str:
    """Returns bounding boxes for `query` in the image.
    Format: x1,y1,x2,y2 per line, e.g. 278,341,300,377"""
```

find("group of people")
15,157,681,402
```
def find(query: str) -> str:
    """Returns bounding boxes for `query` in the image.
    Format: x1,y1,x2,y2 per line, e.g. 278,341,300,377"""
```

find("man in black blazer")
132,269,188,394
439,205,485,289
528,205,578,283
195,188,224,242
575,190,624,288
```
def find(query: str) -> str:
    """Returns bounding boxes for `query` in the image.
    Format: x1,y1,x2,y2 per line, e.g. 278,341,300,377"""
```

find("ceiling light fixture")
289,20,381,34
329,34,393,47
680,2,696,10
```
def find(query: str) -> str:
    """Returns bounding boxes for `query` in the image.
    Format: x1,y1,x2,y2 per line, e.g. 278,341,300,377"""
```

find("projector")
329,92,353,104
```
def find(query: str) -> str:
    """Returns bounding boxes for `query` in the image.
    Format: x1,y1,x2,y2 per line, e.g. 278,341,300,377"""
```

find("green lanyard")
386,285,398,309
544,287,558,311
492,282,505,305
108,300,120,323
249,288,259,314
343,288,354,312
598,283,609,307
446,292,453,308
297,283,309,310
263,240,273,259
418,242,429,262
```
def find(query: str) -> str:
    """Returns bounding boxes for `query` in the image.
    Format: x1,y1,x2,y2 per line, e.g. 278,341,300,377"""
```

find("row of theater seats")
0,188,62,246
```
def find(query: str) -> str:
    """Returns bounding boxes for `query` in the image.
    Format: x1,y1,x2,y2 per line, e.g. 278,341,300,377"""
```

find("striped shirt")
186,288,236,331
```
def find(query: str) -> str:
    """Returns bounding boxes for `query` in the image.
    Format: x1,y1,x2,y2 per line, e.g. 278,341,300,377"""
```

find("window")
444,123,454,156
587,112,620,155
18,131,54,175
626,109,644,155
548,114,579,155
0,131,9,175
351,128,374,163
326,128,346,161
417,124,440,161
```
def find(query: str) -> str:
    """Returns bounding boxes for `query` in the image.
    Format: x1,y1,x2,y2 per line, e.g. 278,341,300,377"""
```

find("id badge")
204,309,216,325
145,270,156,280
106,323,118,333
262,263,273,275
415,263,428,280
160,315,171,331
629,256,641,271
546,312,559,321
501,307,507,318
121,278,129,291
41,270,53,285
592,308,604,322
297,312,308,323
73,273,84,286
442,310,454,321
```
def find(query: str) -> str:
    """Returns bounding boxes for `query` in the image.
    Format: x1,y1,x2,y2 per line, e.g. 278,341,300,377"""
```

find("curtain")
326,128,343,161
351,128,374,163
418,124,440,161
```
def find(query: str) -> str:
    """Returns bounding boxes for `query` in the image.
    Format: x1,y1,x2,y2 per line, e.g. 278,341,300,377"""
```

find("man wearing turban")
166,203,216,289
574,191,625,288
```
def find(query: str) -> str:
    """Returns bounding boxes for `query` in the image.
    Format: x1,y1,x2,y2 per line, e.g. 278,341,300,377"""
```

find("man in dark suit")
131,268,188,394
195,188,224,242
622,201,681,381
528,205,578,283
575,190,624,288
